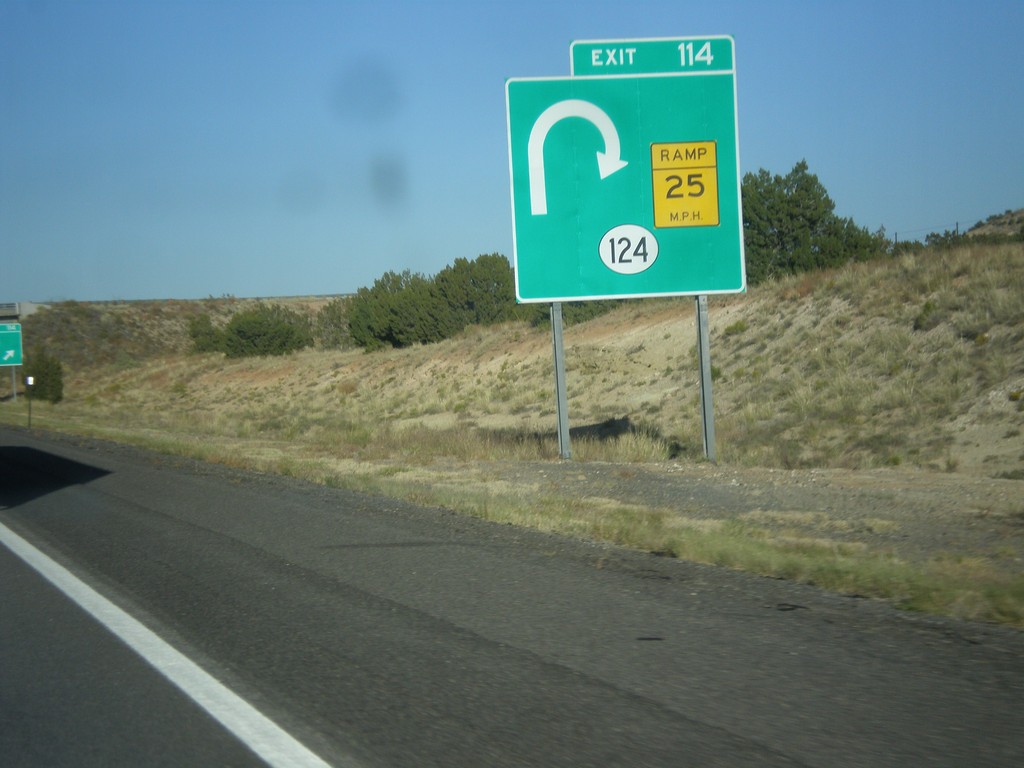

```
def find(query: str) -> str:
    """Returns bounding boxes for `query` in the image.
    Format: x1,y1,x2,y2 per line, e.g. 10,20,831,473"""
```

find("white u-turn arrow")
527,99,628,216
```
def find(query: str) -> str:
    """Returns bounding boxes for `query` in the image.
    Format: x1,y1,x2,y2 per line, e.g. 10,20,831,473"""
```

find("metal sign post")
25,375,33,429
695,295,717,462
550,303,571,459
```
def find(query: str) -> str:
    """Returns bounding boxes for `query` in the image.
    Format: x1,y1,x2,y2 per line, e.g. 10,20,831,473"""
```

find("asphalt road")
1,426,1022,767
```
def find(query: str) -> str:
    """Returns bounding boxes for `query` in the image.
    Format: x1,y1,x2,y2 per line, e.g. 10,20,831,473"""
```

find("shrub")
724,320,749,337
347,270,454,350
347,254,620,350
24,347,64,403
221,303,313,358
188,313,223,353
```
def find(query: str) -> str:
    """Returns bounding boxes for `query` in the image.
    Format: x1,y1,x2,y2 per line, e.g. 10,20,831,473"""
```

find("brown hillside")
967,207,1024,239
6,242,1023,480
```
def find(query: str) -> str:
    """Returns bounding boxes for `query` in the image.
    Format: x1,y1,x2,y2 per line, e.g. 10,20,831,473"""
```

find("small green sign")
506,41,744,303
570,36,735,76
1,323,22,366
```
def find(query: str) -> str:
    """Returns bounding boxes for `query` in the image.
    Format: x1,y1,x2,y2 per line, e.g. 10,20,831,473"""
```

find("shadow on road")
0,446,111,508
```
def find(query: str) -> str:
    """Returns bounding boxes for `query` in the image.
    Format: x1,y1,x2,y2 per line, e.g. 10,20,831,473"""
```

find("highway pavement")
1,426,1022,766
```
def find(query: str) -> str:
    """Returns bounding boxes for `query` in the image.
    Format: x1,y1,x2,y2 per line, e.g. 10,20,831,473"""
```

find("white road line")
0,522,358,768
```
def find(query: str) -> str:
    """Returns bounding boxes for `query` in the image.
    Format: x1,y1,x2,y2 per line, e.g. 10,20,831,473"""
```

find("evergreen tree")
742,160,882,284
315,297,352,350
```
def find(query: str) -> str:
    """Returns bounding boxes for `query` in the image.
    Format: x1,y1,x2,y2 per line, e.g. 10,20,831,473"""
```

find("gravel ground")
469,459,1024,573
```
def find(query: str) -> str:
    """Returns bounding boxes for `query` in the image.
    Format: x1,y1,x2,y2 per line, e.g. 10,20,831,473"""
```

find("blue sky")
2,0,1022,302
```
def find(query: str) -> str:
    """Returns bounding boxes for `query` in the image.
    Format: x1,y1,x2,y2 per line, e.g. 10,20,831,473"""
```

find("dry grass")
713,243,1024,472
12,244,1021,476
4,242,1024,626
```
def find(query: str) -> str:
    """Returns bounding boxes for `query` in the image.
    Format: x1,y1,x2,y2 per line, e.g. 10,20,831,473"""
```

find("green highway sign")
506,36,744,303
1,323,22,366
570,36,735,76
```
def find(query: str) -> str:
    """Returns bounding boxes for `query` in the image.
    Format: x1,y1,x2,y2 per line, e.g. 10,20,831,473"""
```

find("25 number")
665,173,706,199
